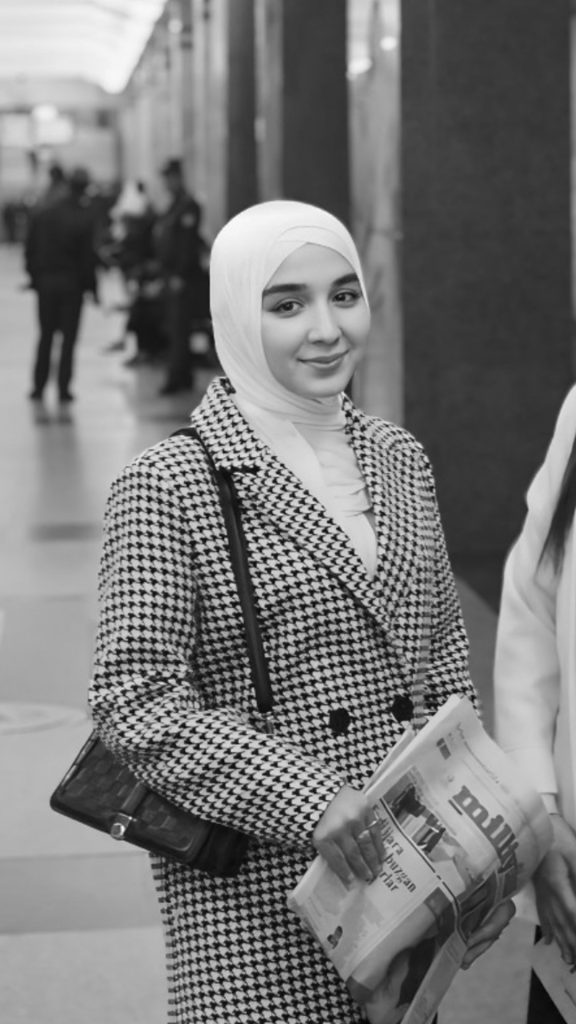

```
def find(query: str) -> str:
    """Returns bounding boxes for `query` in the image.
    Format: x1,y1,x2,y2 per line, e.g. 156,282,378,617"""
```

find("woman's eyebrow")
262,273,360,298
334,273,360,287
262,282,303,297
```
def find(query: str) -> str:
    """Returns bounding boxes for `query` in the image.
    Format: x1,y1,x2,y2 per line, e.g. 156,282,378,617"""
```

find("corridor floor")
0,243,533,1022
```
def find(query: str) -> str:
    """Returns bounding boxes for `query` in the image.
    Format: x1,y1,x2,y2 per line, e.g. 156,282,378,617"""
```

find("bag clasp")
110,812,134,840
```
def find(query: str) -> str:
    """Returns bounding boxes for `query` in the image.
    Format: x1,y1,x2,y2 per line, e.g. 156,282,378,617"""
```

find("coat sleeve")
24,208,39,286
417,450,479,717
79,209,97,295
494,386,576,795
89,457,345,851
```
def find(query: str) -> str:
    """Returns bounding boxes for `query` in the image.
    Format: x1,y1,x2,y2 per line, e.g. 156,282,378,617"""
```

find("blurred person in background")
25,165,98,406
108,179,154,277
2,199,19,243
38,162,68,208
116,181,167,367
153,157,207,395
100,179,163,361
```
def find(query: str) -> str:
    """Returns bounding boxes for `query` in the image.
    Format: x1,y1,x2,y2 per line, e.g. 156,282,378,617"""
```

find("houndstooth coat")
89,376,476,1023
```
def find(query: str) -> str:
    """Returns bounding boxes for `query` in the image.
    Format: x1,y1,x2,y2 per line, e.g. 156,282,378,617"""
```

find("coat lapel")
190,379,421,635
343,400,423,622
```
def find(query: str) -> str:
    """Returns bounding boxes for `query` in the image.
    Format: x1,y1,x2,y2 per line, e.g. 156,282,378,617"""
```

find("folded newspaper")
288,695,552,1024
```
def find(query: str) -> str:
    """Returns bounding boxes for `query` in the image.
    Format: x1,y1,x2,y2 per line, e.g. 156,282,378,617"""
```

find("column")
226,0,257,217
401,0,573,565
255,0,350,224
179,0,196,178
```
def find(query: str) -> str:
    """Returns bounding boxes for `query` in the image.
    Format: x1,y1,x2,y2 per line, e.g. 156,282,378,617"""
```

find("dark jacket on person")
25,192,97,294
153,189,203,283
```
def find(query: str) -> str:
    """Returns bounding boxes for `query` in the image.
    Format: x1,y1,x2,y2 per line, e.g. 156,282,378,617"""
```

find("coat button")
329,708,351,736
390,694,413,723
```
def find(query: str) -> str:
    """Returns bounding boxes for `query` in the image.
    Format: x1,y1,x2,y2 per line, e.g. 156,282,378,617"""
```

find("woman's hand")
461,899,516,969
312,785,385,885
534,814,576,965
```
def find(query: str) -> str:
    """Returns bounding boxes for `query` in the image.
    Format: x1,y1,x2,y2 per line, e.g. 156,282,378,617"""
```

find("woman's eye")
273,299,301,315
334,289,360,305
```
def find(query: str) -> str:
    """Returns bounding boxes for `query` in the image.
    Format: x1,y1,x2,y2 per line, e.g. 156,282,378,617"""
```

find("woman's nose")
308,302,340,343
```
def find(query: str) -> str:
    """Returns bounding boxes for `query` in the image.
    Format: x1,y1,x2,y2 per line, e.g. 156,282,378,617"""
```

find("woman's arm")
534,814,576,963
417,452,478,716
494,521,560,794
493,388,576,794
494,386,576,958
89,456,345,852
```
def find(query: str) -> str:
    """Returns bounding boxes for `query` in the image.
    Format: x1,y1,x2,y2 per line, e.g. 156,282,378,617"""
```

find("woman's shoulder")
366,413,423,448
531,383,576,481
350,402,426,459
553,383,576,440
111,431,206,493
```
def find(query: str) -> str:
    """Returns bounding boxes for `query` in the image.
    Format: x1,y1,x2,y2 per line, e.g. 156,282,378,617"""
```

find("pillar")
193,0,256,236
226,0,258,216
255,0,350,224
401,0,573,570
180,0,196,182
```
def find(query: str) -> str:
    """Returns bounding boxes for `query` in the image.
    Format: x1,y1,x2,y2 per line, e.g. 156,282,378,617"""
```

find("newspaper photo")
288,695,552,1024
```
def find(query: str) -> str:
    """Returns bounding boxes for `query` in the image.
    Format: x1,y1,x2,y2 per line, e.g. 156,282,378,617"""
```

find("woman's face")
261,243,370,400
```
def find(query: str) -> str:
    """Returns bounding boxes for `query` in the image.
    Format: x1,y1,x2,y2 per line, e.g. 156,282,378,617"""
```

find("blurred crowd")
21,157,214,407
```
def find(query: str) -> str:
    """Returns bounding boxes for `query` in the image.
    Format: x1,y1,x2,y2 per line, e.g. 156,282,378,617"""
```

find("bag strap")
172,427,275,734
410,583,432,734
410,475,436,733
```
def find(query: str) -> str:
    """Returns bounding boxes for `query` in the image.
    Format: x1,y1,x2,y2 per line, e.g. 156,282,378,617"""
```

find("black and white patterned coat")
89,376,476,1023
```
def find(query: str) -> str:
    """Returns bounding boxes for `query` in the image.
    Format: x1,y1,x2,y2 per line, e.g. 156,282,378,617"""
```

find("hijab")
209,200,377,576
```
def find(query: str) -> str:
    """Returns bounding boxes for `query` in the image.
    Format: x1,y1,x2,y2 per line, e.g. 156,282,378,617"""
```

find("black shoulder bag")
49,430,274,877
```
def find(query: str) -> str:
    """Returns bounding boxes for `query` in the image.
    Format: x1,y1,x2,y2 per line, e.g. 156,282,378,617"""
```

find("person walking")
37,162,68,209
89,200,514,1023
107,179,164,365
153,157,205,394
494,384,576,1023
25,166,98,405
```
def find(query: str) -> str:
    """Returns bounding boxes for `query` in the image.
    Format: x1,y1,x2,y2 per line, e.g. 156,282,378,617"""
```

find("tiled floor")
0,243,532,1022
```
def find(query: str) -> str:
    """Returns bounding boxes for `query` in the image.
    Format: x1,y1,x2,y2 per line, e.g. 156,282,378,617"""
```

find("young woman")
89,200,513,1023
495,384,576,1023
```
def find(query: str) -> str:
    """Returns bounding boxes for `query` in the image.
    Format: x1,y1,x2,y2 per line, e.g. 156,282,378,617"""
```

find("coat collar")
190,378,422,634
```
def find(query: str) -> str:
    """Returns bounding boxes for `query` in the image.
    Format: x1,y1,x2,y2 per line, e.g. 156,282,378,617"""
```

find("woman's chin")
298,368,355,400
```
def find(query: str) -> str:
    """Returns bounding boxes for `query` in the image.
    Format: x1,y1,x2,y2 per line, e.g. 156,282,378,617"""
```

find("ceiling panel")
0,0,167,93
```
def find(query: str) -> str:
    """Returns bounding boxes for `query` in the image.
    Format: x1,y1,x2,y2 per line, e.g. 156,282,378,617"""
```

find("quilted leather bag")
50,429,274,877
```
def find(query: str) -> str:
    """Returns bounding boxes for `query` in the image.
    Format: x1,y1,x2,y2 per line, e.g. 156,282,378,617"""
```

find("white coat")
494,385,576,914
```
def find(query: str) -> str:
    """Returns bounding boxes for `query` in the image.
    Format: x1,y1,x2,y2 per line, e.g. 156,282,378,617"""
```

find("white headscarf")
210,200,377,576
210,200,368,421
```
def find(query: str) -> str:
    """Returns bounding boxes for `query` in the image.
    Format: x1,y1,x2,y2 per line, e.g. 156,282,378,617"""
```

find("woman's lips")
302,352,348,367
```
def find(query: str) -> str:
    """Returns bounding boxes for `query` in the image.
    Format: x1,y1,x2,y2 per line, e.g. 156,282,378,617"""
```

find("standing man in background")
25,166,98,406
154,157,204,395
38,163,68,208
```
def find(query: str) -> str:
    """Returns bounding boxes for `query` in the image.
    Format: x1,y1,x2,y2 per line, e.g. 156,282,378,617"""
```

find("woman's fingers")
461,900,516,969
344,825,382,883
316,827,382,885
461,940,492,970
535,830,576,963
353,818,385,878
544,898,576,965
312,787,385,884
316,840,357,885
